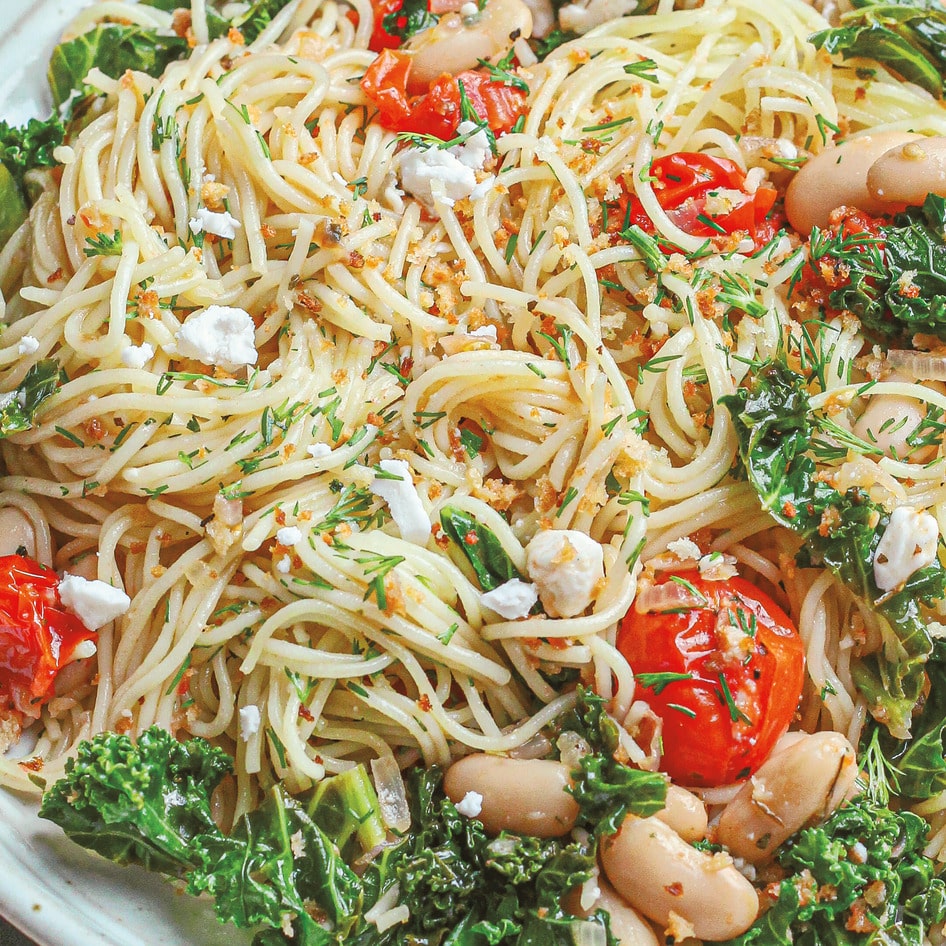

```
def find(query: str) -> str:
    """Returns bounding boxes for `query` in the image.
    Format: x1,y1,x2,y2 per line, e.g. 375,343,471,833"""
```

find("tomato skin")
361,49,527,140
617,570,804,787
616,152,779,250
0,555,96,717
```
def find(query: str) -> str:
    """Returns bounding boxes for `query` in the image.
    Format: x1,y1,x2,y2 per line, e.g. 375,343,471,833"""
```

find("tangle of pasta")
1,0,946,915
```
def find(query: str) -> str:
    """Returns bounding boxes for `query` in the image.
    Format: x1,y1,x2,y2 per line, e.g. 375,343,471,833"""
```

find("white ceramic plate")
0,3,251,944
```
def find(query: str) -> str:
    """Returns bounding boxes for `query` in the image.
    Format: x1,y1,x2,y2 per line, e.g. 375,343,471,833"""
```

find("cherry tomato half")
615,152,779,250
0,555,96,717
617,570,804,787
361,49,527,140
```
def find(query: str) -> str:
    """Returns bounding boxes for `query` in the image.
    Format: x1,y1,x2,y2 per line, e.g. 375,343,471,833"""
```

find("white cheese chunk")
526,529,604,618
276,556,291,574
370,459,430,545
307,443,332,459
239,704,261,741
455,790,484,818
399,122,494,208
873,505,940,592
17,336,39,356
276,526,303,547
121,342,155,369
174,305,258,370
480,579,538,620
58,574,131,631
188,207,242,239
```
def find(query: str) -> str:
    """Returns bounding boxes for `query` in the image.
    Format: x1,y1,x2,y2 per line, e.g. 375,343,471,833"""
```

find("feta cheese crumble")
174,305,258,370
666,536,702,562
276,525,303,547
58,574,131,630
370,459,431,545
188,207,242,239
307,443,332,459
873,505,941,592
121,342,155,369
480,579,538,619
17,336,39,356
455,790,484,818
239,704,261,740
526,529,604,618
399,122,495,208
276,555,292,574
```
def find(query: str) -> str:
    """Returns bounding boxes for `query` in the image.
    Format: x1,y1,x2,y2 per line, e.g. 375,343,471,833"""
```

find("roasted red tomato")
361,49,526,140
616,152,779,249
617,570,804,787
0,555,96,717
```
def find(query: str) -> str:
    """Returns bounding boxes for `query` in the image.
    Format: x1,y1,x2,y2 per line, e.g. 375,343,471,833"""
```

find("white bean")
716,731,857,864
867,136,946,206
600,815,759,941
570,879,659,946
655,785,707,843
784,132,921,234
853,393,937,462
0,506,38,557
405,0,533,87
443,754,579,836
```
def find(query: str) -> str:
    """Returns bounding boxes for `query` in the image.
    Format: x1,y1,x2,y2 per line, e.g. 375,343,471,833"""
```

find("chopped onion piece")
371,754,411,833
570,919,608,946
887,349,946,381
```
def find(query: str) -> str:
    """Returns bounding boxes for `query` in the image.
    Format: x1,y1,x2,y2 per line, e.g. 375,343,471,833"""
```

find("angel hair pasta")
3,0,946,942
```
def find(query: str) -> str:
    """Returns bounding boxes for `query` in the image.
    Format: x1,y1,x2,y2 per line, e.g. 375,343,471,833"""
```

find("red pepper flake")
463,530,479,546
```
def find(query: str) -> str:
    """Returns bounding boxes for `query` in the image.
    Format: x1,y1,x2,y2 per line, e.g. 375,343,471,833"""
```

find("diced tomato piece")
361,50,526,140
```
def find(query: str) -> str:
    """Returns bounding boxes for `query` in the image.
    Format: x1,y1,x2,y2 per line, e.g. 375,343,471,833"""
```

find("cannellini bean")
655,785,707,843
0,506,38,557
716,731,857,864
867,136,946,206
570,879,659,946
600,815,759,941
443,754,579,836
784,131,921,234
405,0,533,87
853,393,937,462
521,0,555,37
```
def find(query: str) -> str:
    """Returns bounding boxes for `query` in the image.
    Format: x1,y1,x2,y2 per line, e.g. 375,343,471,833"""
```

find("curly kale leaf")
560,687,668,835
39,727,232,874
0,359,61,438
192,786,361,938
722,798,946,945
0,116,64,191
41,728,377,945
810,0,946,97
393,766,611,946
881,194,946,336
720,363,946,739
